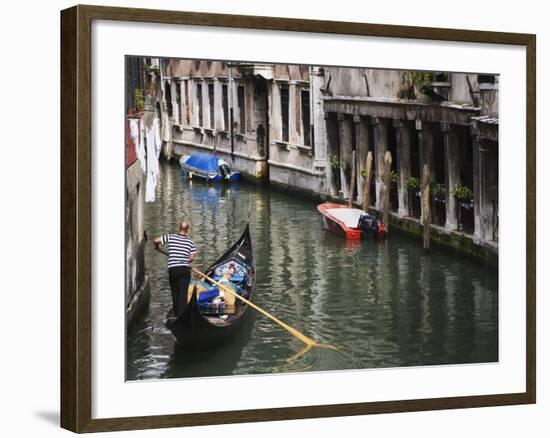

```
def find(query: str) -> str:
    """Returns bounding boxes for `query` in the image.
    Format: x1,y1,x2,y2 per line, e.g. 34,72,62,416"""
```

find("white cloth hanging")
129,119,146,172
152,118,162,158
144,119,162,203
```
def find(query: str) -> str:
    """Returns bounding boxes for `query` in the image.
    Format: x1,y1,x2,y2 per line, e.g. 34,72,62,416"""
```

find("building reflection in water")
126,161,498,380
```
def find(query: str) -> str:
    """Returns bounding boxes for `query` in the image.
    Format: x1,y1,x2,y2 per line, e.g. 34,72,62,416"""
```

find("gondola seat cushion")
197,288,220,303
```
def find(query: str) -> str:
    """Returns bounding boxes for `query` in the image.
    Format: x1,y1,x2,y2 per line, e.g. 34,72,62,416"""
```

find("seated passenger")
212,265,237,306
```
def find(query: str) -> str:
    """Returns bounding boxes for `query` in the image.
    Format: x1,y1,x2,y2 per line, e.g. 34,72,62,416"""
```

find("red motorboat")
317,202,385,240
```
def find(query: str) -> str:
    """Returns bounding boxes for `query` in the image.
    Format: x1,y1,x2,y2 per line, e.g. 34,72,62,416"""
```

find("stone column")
416,120,434,223
202,80,210,129
311,67,328,168
189,80,198,126
481,141,499,242
171,80,179,125
214,79,223,130
471,129,483,243
479,147,489,242
271,82,282,141
338,113,353,199
289,81,299,144
354,114,369,205
394,119,410,218
442,123,460,232
372,117,389,210
325,112,340,197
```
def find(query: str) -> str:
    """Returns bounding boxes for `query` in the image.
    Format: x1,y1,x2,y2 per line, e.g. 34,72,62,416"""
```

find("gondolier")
165,224,256,350
154,221,196,317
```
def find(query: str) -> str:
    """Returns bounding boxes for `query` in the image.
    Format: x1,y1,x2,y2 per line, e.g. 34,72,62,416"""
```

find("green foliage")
329,155,340,170
390,170,399,184
144,64,160,74
134,88,145,112
452,184,473,201
360,167,367,177
407,71,434,95
431,182,446,200
405,176,420,191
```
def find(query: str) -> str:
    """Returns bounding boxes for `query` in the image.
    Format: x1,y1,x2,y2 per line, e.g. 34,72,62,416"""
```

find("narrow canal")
126,160,498,380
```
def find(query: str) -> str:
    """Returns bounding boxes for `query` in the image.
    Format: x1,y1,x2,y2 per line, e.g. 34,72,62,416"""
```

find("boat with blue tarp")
179,153,240,182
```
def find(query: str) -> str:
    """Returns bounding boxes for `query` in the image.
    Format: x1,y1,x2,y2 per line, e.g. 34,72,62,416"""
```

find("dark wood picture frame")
60,4,536,433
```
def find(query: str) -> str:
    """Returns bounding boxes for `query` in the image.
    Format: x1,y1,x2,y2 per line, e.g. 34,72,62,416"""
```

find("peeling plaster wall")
325,67,404,98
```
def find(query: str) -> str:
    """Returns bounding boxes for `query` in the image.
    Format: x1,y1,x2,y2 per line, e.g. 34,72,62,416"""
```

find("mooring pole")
422,163,431,252
363,151,373,212
348,150,356,207
383,151,392,234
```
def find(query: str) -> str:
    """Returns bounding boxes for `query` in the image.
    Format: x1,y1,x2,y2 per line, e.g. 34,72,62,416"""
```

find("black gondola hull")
166,225,255,351
166,296,247,351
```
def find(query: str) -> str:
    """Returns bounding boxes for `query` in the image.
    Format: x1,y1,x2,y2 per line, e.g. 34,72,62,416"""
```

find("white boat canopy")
325,208,364,228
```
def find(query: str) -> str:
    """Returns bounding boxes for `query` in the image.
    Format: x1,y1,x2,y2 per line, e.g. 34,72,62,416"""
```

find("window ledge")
274,140,291,151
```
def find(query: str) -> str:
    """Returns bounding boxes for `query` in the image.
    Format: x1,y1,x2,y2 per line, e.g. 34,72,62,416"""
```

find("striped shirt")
161,234,196,268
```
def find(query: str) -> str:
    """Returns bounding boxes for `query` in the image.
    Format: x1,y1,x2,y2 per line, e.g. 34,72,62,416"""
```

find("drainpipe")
228,63,235,160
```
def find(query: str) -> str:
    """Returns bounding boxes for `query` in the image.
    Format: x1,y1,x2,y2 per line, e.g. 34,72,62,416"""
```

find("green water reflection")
126,161,498,380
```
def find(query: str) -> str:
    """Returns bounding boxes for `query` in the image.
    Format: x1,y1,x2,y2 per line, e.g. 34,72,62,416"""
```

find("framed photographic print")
60,4,536,433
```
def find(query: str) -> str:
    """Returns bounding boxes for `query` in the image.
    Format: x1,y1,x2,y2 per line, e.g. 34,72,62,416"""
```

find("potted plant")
144,64,160,76
406,71,446,103
408,71,434,103
452,184,473,202
432,182,446,201
452,184,474,233
329,155,341,193
405,176,421,217
134,88,145,114
431,182,446,225
405,176,420,193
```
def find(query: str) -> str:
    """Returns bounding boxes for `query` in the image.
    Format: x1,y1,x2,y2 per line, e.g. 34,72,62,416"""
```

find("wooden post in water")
422,163,431,251
382,151,392,234
348,150,356,207
167,123,174,161
363,151,373,212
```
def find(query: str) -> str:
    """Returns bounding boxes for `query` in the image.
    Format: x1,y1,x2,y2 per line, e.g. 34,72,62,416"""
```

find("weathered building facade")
322,68,499,252
160,60,327,194
156,59,498,256
125,57,163,325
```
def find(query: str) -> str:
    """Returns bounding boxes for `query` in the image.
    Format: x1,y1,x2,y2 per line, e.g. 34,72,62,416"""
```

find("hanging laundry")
144,120,162,203
152,117,162,158
129,118,146,172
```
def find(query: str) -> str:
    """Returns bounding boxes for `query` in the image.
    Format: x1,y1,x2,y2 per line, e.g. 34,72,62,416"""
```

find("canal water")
126,160,498,380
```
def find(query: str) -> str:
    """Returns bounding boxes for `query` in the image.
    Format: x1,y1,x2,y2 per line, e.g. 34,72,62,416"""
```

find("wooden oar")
156,247,337,355
192,268,337,353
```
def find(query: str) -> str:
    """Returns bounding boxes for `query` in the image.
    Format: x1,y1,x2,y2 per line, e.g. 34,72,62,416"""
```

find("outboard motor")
218,160,231,180
358,213,380,238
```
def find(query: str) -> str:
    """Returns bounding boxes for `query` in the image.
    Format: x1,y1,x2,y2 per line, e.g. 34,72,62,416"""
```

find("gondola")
165,224,256,351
